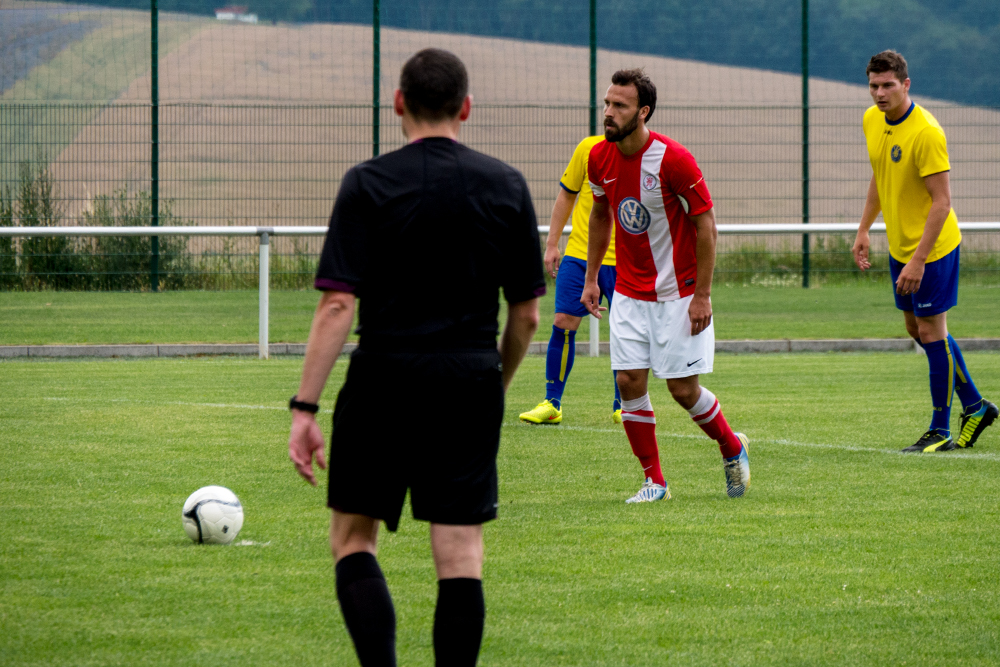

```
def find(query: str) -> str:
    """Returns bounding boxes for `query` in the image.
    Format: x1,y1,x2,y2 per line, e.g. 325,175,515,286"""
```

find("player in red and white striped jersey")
581,69,751,502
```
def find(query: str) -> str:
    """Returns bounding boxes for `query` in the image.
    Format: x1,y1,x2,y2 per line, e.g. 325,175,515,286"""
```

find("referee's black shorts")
327,348,504,532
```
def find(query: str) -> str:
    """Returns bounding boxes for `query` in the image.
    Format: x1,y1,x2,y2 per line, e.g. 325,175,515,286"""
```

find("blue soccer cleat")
625,477,670,504
723,433,751,498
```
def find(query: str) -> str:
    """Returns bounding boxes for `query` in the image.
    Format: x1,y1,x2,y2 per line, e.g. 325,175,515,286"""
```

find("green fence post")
150,0,160,292
589,0,597,137
373,0,380,158
801,0,810,288
589,0,599,357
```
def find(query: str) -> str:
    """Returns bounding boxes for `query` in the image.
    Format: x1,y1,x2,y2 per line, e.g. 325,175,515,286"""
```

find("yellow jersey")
559,136,615,265
863,102,961,263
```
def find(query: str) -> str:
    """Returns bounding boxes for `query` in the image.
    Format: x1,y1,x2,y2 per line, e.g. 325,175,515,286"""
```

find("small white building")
214,5,258,23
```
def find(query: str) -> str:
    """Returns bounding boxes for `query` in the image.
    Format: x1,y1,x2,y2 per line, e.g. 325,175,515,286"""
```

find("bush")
3,159,995,291
0,186,16,289
82,189,193,291
14,162,90,289
1,160,323,291
2,161,196,291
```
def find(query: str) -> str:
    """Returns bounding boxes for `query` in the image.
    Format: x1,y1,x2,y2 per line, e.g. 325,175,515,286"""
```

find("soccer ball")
182,486,244,545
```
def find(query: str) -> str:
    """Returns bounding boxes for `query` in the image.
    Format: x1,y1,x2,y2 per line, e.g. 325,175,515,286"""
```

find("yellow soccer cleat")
956,400,998,448
519,399,562,425
901,429,955,453
612,409,623,424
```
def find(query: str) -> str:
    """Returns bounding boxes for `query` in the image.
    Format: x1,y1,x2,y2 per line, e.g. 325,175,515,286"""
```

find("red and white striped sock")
621,394,665,486
688,388,742,459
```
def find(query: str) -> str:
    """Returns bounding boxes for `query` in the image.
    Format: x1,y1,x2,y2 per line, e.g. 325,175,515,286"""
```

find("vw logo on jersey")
891,145,902,163
617,197,651,235
642,173,658,190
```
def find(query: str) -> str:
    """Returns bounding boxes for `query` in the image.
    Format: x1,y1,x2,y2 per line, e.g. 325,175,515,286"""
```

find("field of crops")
4,2,1000,236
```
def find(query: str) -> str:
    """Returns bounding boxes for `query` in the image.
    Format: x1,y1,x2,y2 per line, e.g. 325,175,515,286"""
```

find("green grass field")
3,352,1000,665
1,284,999,345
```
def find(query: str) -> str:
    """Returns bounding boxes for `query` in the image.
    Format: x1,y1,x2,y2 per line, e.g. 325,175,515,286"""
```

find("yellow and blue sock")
544,325,575,409
924,339,953,434
613,370,621,412
947,334,983,411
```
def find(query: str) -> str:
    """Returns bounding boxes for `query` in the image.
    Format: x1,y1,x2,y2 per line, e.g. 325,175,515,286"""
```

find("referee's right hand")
289,411,327,486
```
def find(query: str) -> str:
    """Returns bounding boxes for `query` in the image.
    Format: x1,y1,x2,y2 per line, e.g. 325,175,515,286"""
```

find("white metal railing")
2,222,998,359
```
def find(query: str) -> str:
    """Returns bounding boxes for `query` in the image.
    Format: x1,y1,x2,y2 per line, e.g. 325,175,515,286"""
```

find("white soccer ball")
182,486,244,545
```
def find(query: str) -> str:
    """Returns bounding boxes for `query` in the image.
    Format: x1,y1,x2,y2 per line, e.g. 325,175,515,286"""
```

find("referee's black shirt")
315,137,546,352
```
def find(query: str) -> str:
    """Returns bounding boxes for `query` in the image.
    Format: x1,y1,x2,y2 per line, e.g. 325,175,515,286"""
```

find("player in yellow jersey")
519,136,621,425
852,50,996,452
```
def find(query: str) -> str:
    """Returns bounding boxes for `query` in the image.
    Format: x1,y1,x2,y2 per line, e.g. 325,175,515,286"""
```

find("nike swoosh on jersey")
602,178,617,184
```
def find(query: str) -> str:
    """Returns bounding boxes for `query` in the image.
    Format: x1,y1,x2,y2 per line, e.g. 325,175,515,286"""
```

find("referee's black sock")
433,577,485,667
335,552,397,667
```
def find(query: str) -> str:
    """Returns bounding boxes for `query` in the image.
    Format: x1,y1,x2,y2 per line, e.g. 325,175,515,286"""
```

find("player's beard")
604,109,641,143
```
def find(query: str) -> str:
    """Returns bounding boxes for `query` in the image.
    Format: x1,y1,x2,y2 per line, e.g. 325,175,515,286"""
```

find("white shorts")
609,293,714,379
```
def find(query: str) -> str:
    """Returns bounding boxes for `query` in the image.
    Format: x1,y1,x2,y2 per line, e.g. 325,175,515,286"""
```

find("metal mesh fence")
1,0,998,290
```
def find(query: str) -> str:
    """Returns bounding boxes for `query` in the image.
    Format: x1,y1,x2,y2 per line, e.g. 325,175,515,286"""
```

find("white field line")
43,396,334,413
503,422,1000,462
41,397,1000,462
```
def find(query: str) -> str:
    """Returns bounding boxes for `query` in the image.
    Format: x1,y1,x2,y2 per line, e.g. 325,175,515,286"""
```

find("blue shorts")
554,256,617,318
889,245,959,317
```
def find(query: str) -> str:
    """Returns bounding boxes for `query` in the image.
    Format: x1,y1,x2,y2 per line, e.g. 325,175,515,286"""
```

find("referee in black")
287,49,544,667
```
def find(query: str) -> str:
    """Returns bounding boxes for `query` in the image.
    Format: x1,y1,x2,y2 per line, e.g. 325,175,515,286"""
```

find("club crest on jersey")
617,197,651,235
891,145,902,162
642,173,658,190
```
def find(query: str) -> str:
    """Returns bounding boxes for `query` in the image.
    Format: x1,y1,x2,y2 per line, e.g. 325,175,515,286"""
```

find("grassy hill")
0,3,206,185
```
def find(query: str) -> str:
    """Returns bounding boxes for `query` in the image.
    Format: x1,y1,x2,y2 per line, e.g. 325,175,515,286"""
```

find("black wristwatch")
289,395,320,413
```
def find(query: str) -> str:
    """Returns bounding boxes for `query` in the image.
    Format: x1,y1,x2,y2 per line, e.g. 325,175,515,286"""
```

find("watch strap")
289,395,320,413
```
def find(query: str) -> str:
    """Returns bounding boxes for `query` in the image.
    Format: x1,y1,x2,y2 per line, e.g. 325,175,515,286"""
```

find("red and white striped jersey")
588,131,713,302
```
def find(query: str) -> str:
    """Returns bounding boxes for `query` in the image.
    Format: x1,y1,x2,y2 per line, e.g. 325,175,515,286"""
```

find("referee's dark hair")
399,48,469,121
611,68,657,123
867,50,908,83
